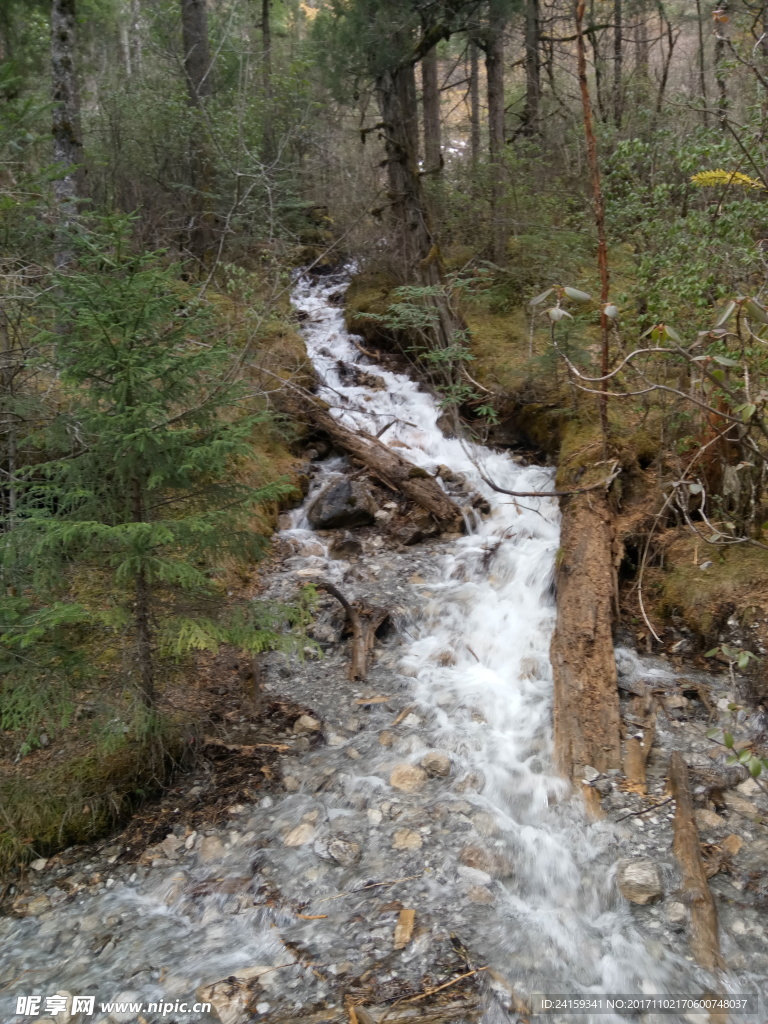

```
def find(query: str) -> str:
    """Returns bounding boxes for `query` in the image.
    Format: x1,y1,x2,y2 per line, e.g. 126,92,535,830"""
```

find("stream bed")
1,270,767,1024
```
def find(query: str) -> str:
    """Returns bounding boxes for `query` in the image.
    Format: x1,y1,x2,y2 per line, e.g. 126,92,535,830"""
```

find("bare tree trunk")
522,0,541,134
180,0,214,261
50,0,82,270
575,0,610,446
634,3,649,91
695,0,709,125
260,0,276,163
485,1,507,264
421,45,442,174
612,0,623,126
469,40,481,168
130,0,143,74
655,6,678,115
131,479,155,706
714,5,729,128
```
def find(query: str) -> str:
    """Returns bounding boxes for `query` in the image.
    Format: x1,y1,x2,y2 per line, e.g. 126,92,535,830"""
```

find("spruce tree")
2,217,305,716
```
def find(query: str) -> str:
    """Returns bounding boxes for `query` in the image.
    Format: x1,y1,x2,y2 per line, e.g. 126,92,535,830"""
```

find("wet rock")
198,968,275,1024
725,793,759,816
307,479,376,529
594,778,612,796
284,822,316,847
198,836,226,864
160,833,183,858
736,777,761,797
695,809,725,830
420,752,451,777
664,900,688,927
472,812,498,837
582,766,600,783
459,845,512,878
454,770,486,794
283,775,300,792
30,858,48,872
392,829,422,850
367,808,383,825
328,838,361,865
293,714,322,735
616,858,663,904
467,885,494,904
389,764,428,793
330,532,363,559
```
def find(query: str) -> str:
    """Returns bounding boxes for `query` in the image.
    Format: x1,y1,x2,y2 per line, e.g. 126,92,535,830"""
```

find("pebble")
293,715,322,735
392,829,422,850
378,731,396,747
284,823,316,847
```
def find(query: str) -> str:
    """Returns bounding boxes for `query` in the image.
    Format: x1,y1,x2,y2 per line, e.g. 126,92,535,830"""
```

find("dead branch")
668,752,725,971
316,580,388,681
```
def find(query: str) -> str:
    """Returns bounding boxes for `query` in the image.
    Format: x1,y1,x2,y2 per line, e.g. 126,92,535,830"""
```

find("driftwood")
305,402,462,528
318,580,389,681
623,692,656,793
669,751,725,971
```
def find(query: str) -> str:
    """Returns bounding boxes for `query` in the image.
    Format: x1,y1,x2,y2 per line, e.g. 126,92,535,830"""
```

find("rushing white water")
1,269,756,1024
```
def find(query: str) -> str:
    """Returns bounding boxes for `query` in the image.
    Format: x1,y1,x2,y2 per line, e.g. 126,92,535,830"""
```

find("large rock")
389,763,428,793
307,478,375,529
616,858,663,904
459,845,512,878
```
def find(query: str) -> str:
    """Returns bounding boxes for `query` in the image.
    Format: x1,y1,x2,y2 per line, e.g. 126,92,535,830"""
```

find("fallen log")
317,580,389,681
669,751,725,971
304,401,463,528
551,493,621,796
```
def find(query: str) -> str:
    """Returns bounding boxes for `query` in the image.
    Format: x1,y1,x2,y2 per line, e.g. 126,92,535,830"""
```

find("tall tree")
180,0,214,260
421,44,442,174
612,0,623,126
50,0,82,268
483,0,507,263
260,0,276,162
522,0,541,134
468,38,481,166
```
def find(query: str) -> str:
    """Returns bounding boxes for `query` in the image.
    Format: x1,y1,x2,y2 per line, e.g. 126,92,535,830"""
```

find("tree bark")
469,40,481,168
180,0,212,103
612,0,623,127
522,0,541,134
551,493,621,789
180,0,214,261
260,0,276,163
485,1,507,264
714,6,728,129
421,45,442,174
131,479,155,706
695,0,709,125
669,752,725,970
50,0,83,269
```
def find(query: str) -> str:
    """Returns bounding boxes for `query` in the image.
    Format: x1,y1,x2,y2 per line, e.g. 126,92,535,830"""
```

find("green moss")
648,535,768,638
0,738,176,876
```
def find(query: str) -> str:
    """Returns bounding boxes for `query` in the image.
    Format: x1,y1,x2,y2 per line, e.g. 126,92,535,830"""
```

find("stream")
1,269,765,1024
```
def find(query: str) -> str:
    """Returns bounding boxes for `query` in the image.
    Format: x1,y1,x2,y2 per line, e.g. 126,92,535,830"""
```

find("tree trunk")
180,0,214,261
522,0,541,135
714,6,728,128
260,0,276,163
634,5,649,92
485,1,507,264
695,0,709,125
469,40,481,168
131,479,155,706
612,0,623,127
421,45,442,175
180,0,212,103
50,0,82,270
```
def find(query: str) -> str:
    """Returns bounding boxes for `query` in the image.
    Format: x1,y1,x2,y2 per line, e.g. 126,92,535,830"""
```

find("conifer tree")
2,218,305,713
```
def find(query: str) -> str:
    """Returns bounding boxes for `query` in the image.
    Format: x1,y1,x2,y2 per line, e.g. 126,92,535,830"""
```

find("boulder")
307,479,375,529
616,858,663,904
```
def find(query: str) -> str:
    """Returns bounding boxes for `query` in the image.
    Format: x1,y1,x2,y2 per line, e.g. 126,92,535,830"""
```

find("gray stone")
616,858,663,904
307,479,376,529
